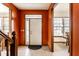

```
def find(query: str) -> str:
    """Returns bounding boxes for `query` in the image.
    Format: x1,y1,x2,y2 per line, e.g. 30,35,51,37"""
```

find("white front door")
30,19,42,45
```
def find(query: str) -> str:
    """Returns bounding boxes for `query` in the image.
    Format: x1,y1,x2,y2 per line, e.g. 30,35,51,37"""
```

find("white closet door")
30,19,42,45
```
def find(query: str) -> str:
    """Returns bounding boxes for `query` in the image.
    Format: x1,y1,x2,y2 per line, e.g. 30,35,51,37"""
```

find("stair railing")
0,30,16,56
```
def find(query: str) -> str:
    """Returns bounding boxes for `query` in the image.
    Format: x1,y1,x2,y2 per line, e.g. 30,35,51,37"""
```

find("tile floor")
18,37,69,56
0,37,69,56
1,43,69,56
18,43,69,56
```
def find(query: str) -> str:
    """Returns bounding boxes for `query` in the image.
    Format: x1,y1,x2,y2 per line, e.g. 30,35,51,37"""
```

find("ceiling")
13,3,51,10
0,3,9,17
54,3,70,17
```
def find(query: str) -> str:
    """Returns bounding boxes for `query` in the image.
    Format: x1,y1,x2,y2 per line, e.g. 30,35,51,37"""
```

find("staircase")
0,30,17,56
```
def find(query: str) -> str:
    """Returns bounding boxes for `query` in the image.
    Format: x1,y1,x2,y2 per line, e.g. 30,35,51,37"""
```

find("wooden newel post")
10,31,16,56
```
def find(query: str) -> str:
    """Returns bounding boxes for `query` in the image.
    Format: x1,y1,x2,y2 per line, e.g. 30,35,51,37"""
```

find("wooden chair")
65,32,70,46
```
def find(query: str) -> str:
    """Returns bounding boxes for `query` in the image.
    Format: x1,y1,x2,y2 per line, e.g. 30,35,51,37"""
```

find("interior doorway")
53,3,71,56
25,15,42,49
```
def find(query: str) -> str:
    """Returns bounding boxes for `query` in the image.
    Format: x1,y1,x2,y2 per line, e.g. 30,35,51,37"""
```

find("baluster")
5,39,9,56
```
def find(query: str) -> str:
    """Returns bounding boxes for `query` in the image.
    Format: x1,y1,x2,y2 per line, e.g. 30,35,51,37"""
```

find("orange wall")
48,4,54,52
70,3,79,56
19,10,48,45
3,3,79,55
3,3,20,46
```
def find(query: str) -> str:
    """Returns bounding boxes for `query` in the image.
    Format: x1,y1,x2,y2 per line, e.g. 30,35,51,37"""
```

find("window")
0,18,2,30
54,18,63,36
0,3,9,34
4,17,9,34
64,18,69,32
54,17,70,37
63,18,70,36
0,17,9,34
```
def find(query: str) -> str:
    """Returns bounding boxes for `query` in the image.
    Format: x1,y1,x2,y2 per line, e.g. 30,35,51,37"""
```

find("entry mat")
28,45,42,50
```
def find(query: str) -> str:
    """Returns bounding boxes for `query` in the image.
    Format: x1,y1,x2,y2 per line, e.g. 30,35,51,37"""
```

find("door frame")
25,19,30,46
52,3,72,56
25,15,42,46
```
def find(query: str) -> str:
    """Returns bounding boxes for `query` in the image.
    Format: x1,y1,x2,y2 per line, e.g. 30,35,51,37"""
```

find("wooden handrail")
0,31,16,56
0,30,13,43
0,30,12,56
